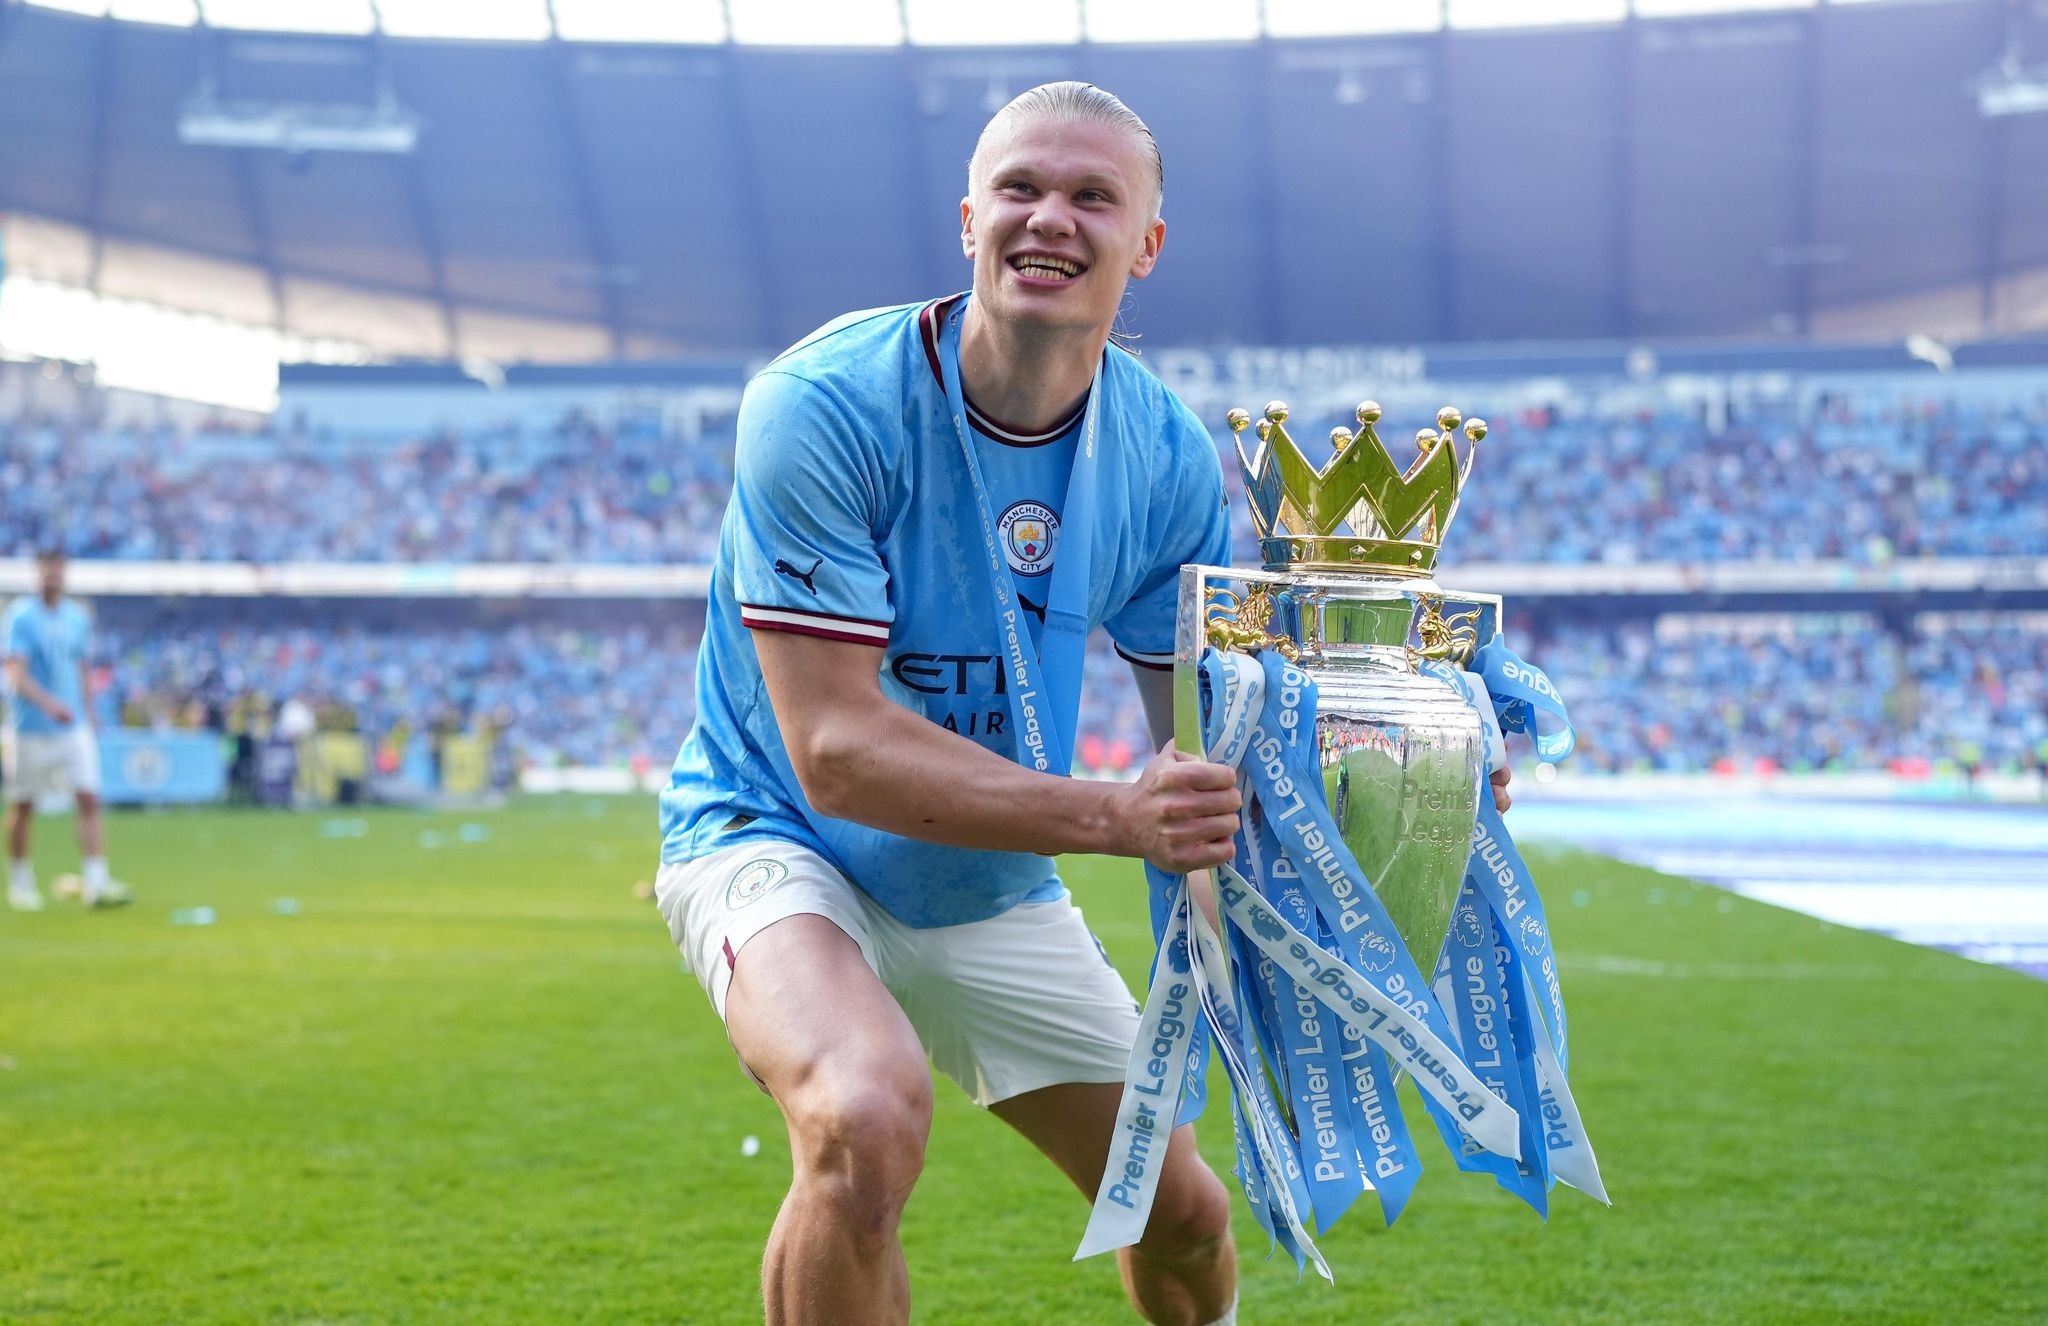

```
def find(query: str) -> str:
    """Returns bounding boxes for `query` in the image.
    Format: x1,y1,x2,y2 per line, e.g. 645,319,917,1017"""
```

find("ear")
960,196,976,260
1127,217,1166,280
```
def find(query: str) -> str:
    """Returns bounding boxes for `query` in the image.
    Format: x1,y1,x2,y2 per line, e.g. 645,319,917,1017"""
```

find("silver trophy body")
1177,398,1502,964
1176,565,1499,963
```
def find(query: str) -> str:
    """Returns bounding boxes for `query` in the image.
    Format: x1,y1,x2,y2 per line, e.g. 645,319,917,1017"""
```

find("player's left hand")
1490,765,1512,814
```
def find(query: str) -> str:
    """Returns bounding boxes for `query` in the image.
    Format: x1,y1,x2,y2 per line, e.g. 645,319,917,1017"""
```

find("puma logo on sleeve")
773,557,823,596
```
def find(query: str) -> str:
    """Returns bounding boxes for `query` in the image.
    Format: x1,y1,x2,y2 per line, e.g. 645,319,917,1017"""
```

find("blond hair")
968,82,1164,220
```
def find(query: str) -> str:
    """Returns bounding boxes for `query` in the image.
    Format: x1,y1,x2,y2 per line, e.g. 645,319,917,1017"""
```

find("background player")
656,83,1244,1326
4,549,129,911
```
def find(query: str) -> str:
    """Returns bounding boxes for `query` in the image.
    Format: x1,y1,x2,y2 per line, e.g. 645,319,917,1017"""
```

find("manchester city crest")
998,500,1058,577
726,858,789,910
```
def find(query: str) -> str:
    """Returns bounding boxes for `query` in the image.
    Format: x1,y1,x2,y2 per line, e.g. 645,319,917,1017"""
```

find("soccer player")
655,84,1244,1325
3,549,128,911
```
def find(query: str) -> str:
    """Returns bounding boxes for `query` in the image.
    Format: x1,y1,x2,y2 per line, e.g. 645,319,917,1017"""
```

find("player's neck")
957,305,1102,436
38,592,60,609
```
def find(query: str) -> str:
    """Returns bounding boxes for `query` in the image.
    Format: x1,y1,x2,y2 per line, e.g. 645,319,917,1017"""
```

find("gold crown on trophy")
1227,400,1487,576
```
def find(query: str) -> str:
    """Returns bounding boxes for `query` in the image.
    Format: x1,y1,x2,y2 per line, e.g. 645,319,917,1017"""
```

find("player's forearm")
793,703,1128,858
10,671,65,718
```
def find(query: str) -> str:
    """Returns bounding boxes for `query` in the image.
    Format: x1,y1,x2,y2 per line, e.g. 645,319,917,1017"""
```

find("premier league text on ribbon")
1104,975,1192,1212
1082,396,1607,1276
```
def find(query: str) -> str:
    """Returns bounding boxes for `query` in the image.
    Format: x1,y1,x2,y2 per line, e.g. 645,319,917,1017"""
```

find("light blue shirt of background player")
2,593,92,735
661,293,1231,927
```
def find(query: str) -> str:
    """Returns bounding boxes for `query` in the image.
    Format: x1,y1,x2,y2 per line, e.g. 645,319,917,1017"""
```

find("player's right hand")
46,702,75,725
1115,743,1242,873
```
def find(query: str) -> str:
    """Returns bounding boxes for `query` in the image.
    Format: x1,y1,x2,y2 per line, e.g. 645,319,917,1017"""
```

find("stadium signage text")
1149,346,1429,398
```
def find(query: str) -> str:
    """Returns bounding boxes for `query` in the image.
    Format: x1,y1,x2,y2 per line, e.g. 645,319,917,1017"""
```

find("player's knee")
1137,1164,1231,1264
787,1064,932,1235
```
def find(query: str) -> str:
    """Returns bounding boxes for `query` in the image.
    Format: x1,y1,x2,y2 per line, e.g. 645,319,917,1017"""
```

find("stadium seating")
86,612,2048,779
11,379,2046,780
8,385,2045,565
99,622,701,772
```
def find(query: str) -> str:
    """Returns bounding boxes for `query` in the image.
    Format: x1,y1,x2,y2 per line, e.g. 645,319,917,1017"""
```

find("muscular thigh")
726,914,925,1099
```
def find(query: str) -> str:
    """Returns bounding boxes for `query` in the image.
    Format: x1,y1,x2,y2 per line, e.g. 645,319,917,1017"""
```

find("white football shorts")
2,726,101,804
656,839,1143,1107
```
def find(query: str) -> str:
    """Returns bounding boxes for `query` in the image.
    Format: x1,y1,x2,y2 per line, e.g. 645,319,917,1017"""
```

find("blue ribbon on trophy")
1080,398,1606,1274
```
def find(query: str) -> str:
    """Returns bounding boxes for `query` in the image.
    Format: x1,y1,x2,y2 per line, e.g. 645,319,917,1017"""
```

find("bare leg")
5,801,29,864
74,789,104,860
726,915,933,1326
993,1082,1236,1325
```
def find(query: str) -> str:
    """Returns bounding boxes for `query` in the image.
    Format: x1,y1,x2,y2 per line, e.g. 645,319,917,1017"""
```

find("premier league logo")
1166,934,1192,974
1250,907,1287,943
1518,912,1547,958
1356,929,1397,973
725,859,789,910
998,501,1058,577
1454,900,1486,950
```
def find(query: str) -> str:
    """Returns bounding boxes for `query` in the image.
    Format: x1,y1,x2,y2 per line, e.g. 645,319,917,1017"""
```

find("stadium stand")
5,362,2046,786
67,607,2048,781
7,384,2043,566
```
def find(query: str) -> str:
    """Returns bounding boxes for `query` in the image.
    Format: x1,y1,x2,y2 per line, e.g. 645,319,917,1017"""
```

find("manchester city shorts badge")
726,859,789,910
997,500,1058,577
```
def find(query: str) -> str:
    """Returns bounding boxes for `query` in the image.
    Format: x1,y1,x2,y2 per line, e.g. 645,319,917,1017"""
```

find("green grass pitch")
2,797,2044,1324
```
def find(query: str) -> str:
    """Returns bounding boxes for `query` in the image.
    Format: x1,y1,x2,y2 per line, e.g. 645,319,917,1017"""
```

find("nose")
1027,191,1077,240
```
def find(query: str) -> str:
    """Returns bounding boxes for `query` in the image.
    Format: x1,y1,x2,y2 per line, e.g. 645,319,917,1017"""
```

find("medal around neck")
1078,399,1606,1275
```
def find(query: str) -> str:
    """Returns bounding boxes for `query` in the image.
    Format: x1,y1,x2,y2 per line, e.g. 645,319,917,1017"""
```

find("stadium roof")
0,0,2044,364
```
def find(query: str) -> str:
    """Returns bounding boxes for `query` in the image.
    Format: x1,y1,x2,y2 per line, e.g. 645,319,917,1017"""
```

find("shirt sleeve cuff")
1113,641,1175,672
739,604,890,647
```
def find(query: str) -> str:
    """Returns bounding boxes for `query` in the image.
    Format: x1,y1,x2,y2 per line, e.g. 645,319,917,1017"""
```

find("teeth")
1014,256,1080,279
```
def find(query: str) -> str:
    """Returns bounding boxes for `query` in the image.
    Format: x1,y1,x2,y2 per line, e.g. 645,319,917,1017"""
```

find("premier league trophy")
1080,399,1606,1277
1183,401,1496,970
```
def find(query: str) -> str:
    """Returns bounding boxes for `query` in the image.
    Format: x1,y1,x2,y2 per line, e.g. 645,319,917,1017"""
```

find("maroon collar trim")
918,295,1087,449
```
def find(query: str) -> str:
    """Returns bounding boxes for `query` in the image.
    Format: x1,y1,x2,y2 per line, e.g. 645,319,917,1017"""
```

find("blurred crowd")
97,622,701,773
1222,391,2048,566
1526,616,2048,775
0,413,733,564
83,614,2048,780
10,376,2046,783
7,387,2047,566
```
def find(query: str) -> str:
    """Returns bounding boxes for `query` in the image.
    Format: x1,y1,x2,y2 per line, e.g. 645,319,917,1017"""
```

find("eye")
1001,179,1039,197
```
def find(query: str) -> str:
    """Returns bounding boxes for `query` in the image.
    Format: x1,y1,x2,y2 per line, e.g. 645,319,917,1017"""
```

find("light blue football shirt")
660,295,1230,928
2,596,91,734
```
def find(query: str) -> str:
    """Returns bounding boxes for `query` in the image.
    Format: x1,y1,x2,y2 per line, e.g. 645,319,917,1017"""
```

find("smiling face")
961,113,1165,338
